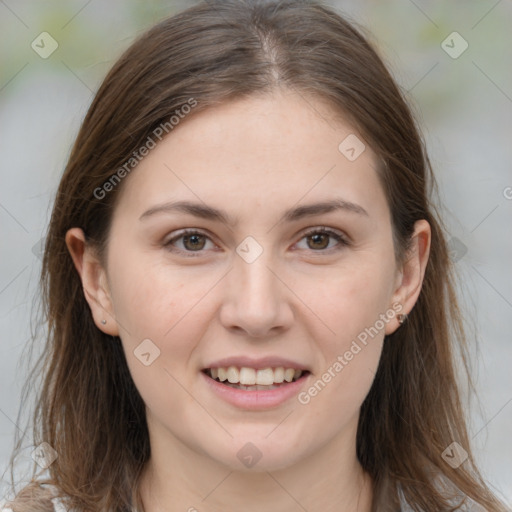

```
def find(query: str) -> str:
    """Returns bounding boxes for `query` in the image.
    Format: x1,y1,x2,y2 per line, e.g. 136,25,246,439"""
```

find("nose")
219,248,294,339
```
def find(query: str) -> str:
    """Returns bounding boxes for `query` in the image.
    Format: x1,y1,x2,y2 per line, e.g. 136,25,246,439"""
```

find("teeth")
206,366,304,386
284,368,295,382
274,367,285,383
224,383,282,391
239,367,256,385
226,366,239,383
256,368,274,385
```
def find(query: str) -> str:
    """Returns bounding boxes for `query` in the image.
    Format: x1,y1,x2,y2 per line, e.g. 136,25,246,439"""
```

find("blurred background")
1,0,511,506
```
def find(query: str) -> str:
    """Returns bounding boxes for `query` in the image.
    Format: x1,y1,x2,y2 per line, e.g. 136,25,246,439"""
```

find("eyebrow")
139,198,369,225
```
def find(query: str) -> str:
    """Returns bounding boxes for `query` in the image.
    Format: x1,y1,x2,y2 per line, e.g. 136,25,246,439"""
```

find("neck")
139,421,373,512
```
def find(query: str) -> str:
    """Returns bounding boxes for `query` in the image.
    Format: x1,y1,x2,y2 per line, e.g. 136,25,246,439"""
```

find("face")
78,91,412,472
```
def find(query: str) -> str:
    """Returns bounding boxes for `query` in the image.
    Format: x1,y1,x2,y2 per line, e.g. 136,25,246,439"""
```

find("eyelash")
163,227,350,257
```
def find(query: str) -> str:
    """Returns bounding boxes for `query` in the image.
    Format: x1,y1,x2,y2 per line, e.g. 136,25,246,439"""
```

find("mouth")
201,366,310,391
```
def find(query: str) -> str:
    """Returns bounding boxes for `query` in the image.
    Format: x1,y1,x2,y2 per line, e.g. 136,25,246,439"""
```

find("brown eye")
182,233,207,251
307,232,330,250
164,229,215,256
295,228,349,252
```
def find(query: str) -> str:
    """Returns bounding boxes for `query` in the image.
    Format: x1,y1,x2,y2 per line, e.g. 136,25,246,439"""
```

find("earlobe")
65,228,119,336
385,219,431,335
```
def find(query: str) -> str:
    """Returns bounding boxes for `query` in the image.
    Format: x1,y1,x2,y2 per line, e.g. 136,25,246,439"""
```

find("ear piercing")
397,313,407,325
101,319,107,325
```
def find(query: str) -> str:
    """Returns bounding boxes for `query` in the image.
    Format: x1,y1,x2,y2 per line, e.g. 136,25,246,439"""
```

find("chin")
206,435,307,473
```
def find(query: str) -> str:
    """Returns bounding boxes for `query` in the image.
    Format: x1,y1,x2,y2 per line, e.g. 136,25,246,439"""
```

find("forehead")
113,91,388,223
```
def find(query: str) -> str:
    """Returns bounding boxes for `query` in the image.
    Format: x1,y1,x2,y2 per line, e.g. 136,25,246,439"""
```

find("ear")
65,228,119,336
385,219,431,335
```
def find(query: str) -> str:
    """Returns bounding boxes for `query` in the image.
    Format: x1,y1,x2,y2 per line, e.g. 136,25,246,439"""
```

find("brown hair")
6,1,508,511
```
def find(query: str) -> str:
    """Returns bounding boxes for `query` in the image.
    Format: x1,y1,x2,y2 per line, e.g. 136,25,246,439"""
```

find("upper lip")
203,356,310,371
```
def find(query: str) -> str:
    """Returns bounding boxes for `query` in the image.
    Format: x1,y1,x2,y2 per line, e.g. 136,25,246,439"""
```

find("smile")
203,366,307,390
201,366,310,409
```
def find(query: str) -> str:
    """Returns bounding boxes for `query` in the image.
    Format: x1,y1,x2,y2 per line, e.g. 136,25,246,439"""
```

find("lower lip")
200,371,310,410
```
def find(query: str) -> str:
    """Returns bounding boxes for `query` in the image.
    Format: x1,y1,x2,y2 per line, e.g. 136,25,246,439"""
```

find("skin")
66,89,430,512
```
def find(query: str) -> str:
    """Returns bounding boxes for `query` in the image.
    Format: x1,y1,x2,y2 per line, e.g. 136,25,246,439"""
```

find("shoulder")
1,482,72,512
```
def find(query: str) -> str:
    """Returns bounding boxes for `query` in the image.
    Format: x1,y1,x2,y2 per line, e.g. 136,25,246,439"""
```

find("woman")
4,1,509,511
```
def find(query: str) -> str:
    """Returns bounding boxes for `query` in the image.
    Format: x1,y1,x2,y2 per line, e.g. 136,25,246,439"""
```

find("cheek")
109,262,211,416
296,336,383,456
107,253,221,396
292,253,394,424
109,252,212,339
296,269,388,434
292,252,396,345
